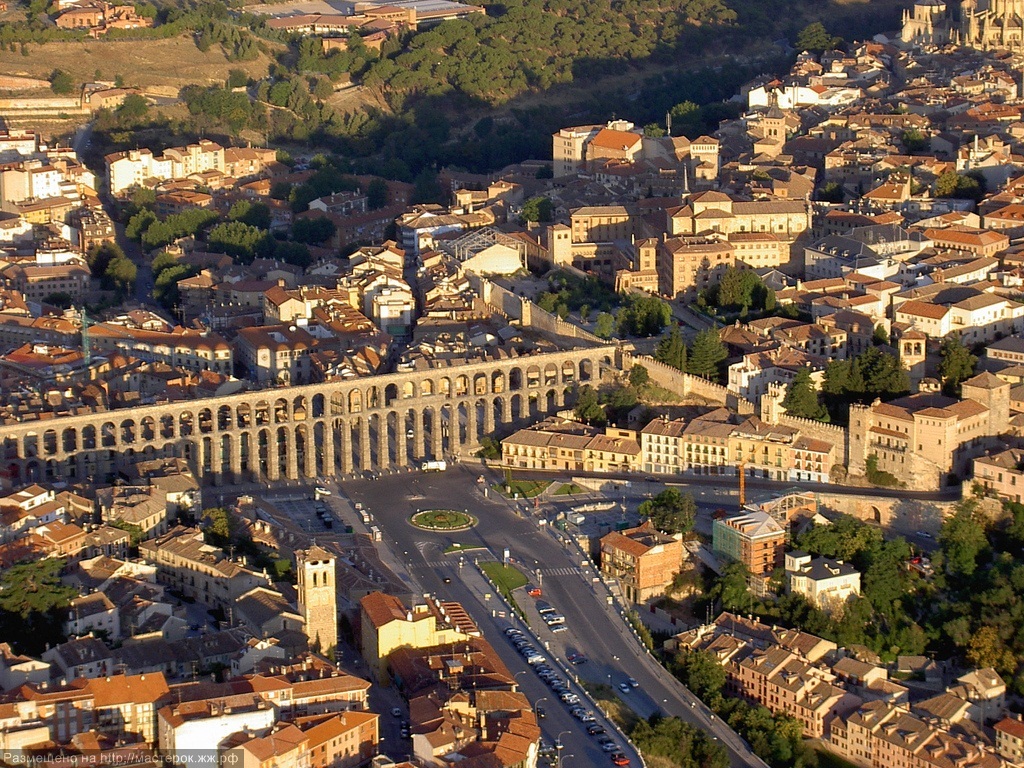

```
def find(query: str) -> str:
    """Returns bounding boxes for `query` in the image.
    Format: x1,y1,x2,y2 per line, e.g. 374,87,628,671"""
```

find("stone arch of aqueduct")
2,346,621,486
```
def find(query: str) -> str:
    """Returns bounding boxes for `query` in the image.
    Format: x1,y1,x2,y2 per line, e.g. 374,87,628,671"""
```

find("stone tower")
961,371,1011,437
296,545,338,654
760,381,788,425
898,329,928,387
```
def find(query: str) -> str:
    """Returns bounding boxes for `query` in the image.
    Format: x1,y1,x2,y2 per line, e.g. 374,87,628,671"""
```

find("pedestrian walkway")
538,566,581,577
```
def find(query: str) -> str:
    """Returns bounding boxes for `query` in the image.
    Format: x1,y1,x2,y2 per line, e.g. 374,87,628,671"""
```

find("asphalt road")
505,467,961,503
337,466,770,768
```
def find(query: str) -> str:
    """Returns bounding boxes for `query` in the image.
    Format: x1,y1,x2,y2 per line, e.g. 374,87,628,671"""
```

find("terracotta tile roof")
896,300,949,320
588,128,642,151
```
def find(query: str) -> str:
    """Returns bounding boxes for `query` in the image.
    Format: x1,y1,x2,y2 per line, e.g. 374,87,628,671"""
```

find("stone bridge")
2,346,620,486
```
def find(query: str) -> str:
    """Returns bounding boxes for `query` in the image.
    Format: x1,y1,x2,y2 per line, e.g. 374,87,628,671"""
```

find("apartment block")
712,510,786,577
600,520,684,603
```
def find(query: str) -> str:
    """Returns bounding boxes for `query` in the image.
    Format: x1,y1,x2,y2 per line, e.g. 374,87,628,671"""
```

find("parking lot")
265,492,343,535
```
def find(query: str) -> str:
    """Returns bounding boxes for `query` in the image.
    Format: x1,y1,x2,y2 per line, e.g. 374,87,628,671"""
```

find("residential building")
359,592,480,680
139,527,267,613
88,323,233,375
785,552,861,611
599,520,683,603
157,693,277,752
994,716,1024,763
712,510,786,578
973,448,1024,502
640,417,687,475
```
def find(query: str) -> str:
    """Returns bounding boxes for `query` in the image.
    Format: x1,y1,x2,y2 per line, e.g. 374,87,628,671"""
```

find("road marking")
539,567,581,577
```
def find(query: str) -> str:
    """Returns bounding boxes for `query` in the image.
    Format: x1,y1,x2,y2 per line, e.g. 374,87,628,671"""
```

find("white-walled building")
786,552,861,611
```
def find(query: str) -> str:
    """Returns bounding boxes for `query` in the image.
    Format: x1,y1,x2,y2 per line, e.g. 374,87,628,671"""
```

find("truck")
422,460,448,472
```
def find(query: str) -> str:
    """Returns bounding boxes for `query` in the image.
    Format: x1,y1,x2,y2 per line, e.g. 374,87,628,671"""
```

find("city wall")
624,352,756,415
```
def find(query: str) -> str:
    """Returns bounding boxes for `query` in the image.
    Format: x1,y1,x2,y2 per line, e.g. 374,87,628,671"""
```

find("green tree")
573,385,606,426
617,294,670,337
115,94,149,124
126,209,158,241
631,715,729,768
674,648,726,701
939,335,977,396
638,488,696,535
935,170,984,202
49,68,74,95
292,216,337,245
201,507,235,546
86,241,125,278
229,200,272,230
796,22,839,52
520,196,553,223
687,328,727,381
594,312,616,339
781,367,828,421
939,501,988,577
817,181,844,203
629,364,649,388
643,123,666,138
901,128,928,152
43,291,74,308
655,323,688,371
712,561,752,612
104,254,137,295
873,324,889,345
207,221,273,262
0,558,76,655
226,68,249,89
366,178,389,210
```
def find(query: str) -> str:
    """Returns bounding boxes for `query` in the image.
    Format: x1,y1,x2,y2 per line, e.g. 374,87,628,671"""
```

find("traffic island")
410,509,478,531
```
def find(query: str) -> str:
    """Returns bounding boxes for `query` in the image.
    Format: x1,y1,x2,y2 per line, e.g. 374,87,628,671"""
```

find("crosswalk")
408,561,582,578
539,566,582,577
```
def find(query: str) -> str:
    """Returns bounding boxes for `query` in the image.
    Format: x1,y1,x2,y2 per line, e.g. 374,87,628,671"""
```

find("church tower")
296,545,338,654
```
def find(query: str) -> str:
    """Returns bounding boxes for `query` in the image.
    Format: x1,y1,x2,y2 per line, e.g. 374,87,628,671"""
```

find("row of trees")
654,325,728,383
86,241,137,297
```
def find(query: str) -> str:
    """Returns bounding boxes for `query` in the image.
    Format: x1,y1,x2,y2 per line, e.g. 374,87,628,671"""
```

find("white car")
617,682,631,694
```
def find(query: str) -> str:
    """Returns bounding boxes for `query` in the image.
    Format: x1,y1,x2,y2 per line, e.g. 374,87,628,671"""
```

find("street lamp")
555,731,571,752
559,755,575,768
513,670,527,690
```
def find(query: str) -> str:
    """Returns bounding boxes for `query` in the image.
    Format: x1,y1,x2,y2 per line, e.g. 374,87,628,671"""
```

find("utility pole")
738,461,746,508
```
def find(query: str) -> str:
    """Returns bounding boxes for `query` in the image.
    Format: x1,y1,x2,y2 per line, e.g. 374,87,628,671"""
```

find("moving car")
617,682,631,694
611,753,631,766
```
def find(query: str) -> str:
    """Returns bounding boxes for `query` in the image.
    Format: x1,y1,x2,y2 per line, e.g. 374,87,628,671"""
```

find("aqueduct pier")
2,346,621,486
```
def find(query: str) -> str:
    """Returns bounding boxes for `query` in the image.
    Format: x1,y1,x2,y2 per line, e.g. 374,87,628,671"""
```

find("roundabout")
410,508,478,531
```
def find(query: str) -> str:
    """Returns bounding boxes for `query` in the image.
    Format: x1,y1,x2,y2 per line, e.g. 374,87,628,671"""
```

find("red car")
527,585,542,597
611,754,630,766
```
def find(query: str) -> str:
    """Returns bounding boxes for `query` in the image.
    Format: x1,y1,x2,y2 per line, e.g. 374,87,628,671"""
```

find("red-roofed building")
600,520,683,603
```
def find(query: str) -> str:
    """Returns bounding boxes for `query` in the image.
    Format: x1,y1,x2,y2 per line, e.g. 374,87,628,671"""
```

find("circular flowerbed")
410,509,477,531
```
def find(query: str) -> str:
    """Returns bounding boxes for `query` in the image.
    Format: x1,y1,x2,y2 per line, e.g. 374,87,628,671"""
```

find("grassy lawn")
816,747,860,768
582,682,641,732
480,561,528,620
554,483,584,495
480,562,528,594
491,480,550,498
410,509,476,530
